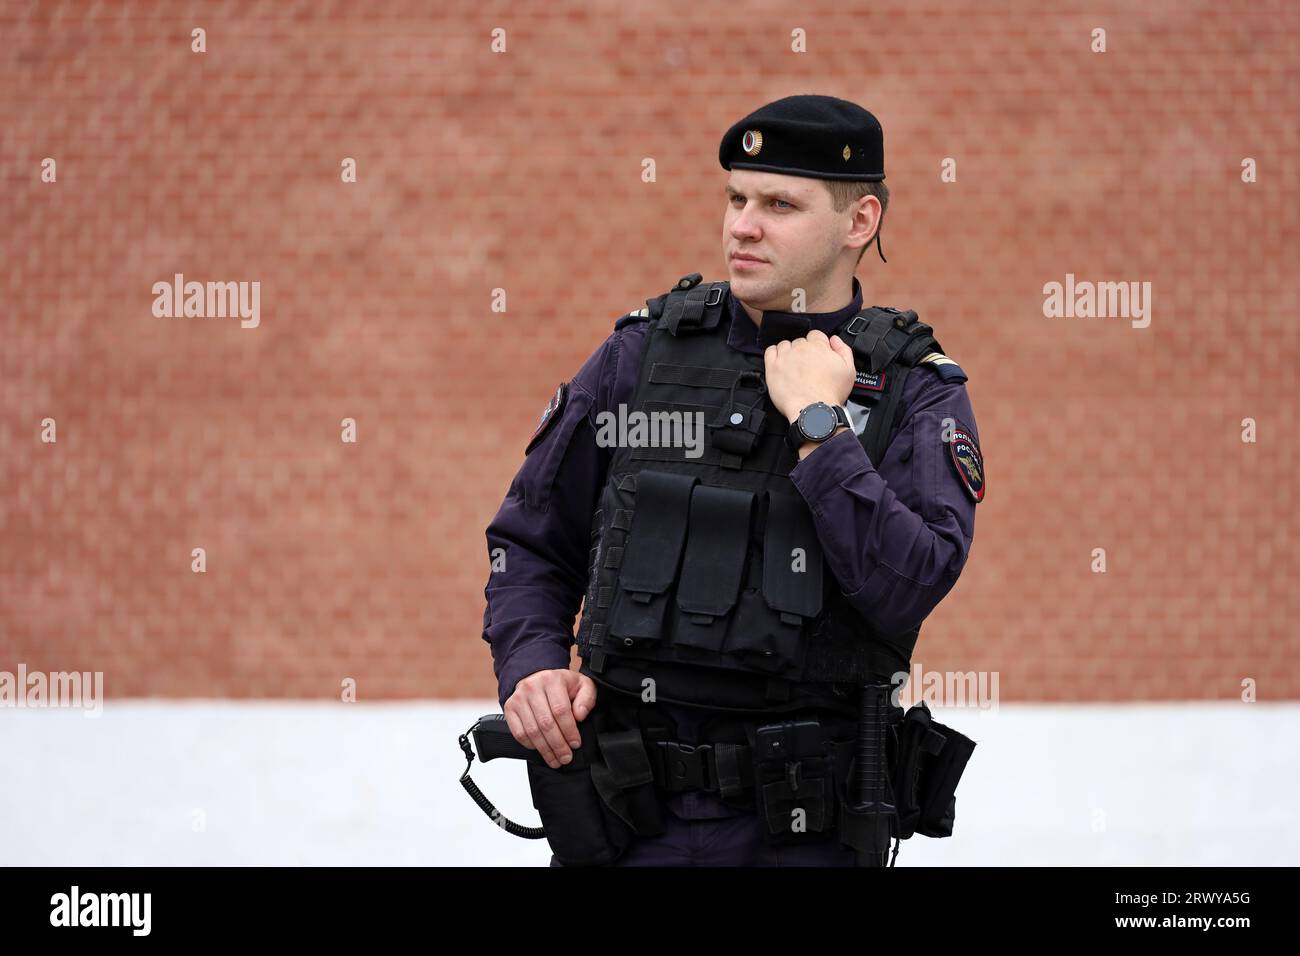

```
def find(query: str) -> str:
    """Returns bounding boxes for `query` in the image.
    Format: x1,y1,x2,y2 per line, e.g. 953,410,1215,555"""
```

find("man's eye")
729,196,791,209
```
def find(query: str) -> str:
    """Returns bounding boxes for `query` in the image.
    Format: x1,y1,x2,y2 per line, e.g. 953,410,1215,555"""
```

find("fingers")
528,680,575,767
570,673,598,722
506,670,580,768
503,707,529,752
767,332,835,355
764,342,786,368
512,691,560,767
546,677,582,751
828,334,855,369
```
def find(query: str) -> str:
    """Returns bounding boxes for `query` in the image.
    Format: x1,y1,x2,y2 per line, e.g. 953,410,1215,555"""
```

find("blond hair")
823,179,890,265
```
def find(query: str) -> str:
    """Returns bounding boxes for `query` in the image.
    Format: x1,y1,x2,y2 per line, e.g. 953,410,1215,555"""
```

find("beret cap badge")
741,129,763,156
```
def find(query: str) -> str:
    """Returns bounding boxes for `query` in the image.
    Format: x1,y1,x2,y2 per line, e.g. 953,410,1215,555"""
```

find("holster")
526,701,665,867
889,700,976,839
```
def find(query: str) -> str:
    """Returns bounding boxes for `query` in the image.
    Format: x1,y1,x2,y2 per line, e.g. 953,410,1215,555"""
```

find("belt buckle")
656,741,716,793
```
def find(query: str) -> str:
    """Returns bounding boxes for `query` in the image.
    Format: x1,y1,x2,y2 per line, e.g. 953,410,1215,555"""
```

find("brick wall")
2,0,1296,700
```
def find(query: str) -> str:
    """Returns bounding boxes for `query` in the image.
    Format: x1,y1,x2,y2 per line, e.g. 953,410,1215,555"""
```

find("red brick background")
2,1,1296,701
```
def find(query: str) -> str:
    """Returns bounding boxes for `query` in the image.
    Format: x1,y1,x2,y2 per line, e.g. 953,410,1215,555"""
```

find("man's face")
722,169,845,310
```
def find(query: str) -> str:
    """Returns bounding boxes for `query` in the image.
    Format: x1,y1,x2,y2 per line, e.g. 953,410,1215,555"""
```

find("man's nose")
730,209,760,240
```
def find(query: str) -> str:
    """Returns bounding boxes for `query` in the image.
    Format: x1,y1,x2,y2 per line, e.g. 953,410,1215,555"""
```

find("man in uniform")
481,94,983,866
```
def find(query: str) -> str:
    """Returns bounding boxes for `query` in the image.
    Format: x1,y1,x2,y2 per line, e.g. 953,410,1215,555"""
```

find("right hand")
503,669,598,769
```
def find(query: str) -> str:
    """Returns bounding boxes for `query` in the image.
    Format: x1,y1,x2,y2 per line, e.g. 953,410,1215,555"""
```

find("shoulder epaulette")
918,350,968,384
614,306,651,330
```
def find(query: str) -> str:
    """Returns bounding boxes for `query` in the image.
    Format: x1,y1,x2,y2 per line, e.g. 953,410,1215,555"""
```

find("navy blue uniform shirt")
482,276,980,819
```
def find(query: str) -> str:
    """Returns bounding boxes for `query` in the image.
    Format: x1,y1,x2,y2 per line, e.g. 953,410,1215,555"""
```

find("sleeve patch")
947,425,984,503
526,382,568,455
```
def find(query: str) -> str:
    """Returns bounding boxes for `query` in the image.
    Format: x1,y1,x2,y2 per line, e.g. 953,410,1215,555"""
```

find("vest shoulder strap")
840,306,939,372
652,272,728,335
837,306,968,466
615,271,720,332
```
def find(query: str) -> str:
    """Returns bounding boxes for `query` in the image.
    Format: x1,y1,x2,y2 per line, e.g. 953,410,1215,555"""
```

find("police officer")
481,94,983,866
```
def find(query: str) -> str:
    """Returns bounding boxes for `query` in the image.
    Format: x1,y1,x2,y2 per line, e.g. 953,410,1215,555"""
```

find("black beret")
718,94,884,182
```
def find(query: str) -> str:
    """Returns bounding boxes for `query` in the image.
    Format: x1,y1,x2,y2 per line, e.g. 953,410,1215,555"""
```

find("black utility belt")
645,717,860,842
645,723,855,798
458,701,975,867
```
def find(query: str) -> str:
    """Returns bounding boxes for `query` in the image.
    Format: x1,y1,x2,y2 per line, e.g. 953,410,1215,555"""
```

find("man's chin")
726,270,770,293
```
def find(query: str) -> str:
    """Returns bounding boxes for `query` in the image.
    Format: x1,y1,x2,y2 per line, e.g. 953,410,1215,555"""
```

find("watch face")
799,403,838,441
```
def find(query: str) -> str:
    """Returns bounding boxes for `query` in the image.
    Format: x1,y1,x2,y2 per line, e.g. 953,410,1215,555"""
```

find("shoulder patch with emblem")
947,424,984,503
526,382,568,455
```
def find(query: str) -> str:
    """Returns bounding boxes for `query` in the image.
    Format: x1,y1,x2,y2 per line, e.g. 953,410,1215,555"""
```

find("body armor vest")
576,273,962,715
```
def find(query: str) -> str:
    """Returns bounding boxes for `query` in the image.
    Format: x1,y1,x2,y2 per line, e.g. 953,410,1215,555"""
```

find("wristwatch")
786,402,852,449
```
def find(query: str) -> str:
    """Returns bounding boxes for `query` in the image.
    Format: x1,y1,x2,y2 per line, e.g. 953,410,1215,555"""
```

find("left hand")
763,329,856,423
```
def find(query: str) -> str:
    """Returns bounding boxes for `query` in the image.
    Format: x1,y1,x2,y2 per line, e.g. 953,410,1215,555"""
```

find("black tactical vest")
575,274,962,715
